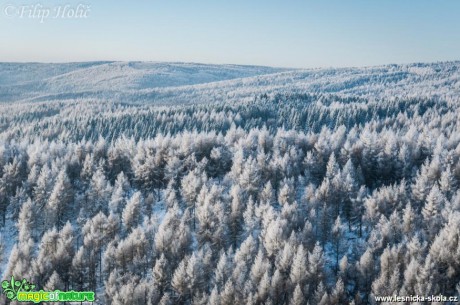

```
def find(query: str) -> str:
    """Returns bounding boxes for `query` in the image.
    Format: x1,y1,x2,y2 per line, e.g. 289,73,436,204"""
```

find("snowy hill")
0,61,286,102
134,61,460,104
1,61,459,104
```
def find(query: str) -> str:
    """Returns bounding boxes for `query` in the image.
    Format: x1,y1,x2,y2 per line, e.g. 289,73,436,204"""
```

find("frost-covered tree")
122,191,143,233
47,169,74,230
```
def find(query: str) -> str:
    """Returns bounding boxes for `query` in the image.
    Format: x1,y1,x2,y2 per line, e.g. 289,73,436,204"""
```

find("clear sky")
0,0,459,68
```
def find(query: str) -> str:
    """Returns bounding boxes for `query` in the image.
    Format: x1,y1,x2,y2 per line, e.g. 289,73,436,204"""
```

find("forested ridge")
1,61,460,304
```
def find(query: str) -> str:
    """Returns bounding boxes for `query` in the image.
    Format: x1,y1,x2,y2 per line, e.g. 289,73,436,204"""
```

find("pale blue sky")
0,0,459,68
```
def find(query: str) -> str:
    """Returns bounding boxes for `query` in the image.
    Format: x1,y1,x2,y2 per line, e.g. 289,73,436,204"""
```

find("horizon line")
0,59,459,71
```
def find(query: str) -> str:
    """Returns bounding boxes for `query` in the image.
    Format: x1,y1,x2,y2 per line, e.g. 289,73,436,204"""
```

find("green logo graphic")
1,276,36,301
1,276,95,303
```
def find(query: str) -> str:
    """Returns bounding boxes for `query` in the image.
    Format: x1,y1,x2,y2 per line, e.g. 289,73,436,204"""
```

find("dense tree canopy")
1,61,460,304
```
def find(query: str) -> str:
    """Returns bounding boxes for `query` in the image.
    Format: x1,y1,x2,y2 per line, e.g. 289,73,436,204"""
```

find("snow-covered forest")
1,61,460,304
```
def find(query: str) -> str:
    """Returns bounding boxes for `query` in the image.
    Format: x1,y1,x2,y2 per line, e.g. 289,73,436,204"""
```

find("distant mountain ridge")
0,61,459,104
0,61,286,103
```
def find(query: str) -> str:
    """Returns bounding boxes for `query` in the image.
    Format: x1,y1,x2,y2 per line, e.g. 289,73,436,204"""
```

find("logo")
1,276,95,303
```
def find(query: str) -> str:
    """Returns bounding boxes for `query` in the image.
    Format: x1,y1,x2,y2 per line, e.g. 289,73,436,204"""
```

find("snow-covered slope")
0,61,286,102
0,61,459,104
133,61,460,104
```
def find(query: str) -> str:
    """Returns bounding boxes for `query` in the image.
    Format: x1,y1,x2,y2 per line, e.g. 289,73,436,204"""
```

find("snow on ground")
1,61,459,105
